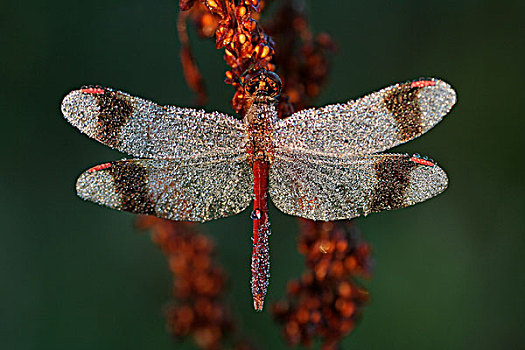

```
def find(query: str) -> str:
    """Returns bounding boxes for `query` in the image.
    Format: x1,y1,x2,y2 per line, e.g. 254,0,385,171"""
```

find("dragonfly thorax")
242,71,281,161
245,98,278,163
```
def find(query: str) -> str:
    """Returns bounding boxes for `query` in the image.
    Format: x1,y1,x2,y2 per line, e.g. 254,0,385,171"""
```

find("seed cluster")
138,217,255,350
177,0,335,118
272,220,371,349
263,1,336,116
178,0,274,114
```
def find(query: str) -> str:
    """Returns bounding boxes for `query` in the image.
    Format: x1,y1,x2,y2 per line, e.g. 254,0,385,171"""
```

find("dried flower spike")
272,220,371,349
138,217,256,350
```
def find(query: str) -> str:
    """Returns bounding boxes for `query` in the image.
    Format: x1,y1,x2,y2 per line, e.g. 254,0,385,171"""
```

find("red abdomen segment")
251,160,271,311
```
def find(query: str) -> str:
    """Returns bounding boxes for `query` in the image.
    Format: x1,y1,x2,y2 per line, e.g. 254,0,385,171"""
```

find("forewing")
273,79,456,156
269,152,448,221
61,87,246,159
76,156,253,222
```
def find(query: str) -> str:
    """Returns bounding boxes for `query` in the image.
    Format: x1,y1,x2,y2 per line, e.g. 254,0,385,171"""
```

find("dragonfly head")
243,70,281,99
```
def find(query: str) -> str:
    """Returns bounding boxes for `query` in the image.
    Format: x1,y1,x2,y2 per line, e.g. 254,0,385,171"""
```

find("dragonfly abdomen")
251,159,271,311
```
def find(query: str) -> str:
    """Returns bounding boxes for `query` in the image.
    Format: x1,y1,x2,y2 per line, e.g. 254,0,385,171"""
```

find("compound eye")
243,70,282,97
244,80,258,96
262,70,282,97
268,76,281,97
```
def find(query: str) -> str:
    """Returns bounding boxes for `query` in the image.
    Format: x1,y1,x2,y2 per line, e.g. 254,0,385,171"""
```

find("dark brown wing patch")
384,84,424,141
89,89,133,147
108,161,156,215
369,157,417,212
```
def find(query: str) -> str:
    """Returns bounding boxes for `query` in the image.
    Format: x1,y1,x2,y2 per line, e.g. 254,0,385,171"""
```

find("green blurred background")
2,0,524,349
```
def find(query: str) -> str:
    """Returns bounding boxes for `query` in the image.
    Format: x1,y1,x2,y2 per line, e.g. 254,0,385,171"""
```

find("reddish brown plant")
178,0,275,114
137,217,256,350
272,220,371,349
178,0,336,118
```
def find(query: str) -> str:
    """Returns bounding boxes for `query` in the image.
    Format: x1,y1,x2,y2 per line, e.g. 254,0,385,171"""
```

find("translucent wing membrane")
273,79,456,157
269,152,448,221
76,156,253,222
61,87,246,159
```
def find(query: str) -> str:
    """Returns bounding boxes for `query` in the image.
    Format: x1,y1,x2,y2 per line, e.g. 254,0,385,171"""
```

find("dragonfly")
61,70,456,311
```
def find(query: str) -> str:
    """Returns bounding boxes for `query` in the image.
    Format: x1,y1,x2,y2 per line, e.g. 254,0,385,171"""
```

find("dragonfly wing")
269,152,448,221
273,79,456,156
61,87,246,159
76,155,253,222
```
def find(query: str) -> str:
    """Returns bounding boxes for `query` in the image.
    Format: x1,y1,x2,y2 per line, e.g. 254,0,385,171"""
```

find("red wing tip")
409,157,435,166
411,80,436,88
80,87,105,94
87,163,112,173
